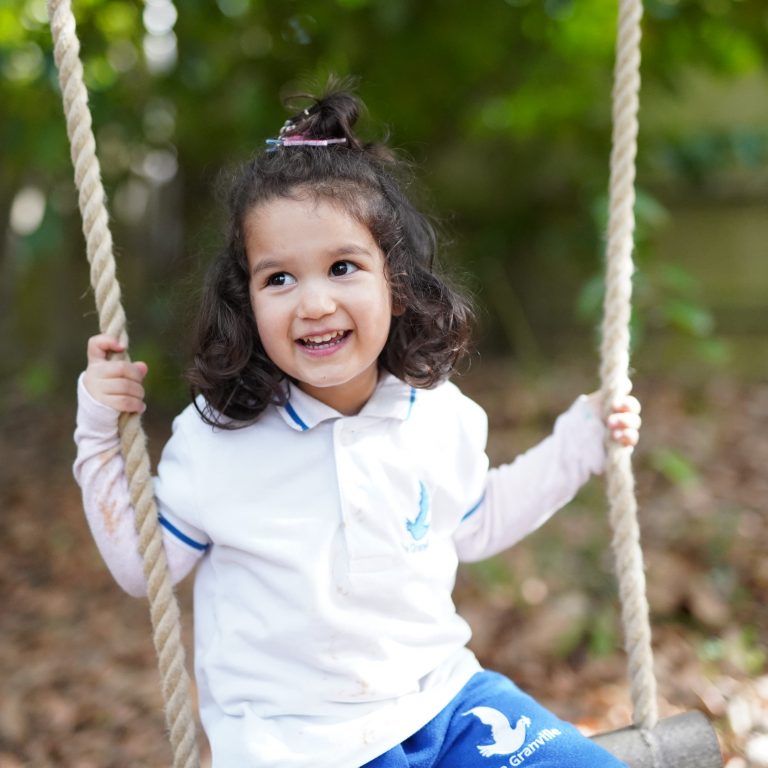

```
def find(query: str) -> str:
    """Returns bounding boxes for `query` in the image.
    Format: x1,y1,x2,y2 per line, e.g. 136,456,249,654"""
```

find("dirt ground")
1,364,766,767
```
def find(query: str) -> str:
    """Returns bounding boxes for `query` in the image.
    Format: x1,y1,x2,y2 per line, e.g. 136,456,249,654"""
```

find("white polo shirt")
75,372,605,768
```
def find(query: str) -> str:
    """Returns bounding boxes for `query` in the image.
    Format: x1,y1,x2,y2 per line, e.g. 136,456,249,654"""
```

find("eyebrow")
250,245,375,276
333,244,373,258
251,258,281,276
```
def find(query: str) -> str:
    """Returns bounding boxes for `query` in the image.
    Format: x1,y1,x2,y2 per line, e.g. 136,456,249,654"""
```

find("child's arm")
454,392,640,562
73,335,204,597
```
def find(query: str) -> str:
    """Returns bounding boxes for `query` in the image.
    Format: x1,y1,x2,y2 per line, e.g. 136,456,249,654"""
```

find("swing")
47,1,724,766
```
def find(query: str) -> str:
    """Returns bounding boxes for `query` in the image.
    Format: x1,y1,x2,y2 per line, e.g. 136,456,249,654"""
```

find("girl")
75,90,640,768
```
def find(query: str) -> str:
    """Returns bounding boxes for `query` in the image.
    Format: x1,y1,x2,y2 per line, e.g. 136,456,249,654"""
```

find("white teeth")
302,331,345,344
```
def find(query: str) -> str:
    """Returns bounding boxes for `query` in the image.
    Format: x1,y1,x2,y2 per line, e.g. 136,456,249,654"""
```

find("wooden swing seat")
592,711,722,768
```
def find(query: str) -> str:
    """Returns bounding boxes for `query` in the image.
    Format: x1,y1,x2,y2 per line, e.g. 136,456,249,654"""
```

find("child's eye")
266,272,296,287
330,260,359,277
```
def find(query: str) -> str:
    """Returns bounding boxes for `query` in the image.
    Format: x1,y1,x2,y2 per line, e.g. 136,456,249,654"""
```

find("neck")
296,367,379,416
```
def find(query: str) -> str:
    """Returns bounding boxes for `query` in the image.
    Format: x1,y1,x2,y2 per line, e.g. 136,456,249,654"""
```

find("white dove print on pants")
463,707,532,757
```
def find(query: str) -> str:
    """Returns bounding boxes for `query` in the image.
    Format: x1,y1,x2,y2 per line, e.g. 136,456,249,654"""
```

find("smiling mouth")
298,330,351,350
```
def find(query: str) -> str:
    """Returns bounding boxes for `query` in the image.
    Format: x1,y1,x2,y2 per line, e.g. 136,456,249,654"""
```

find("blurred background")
1,0,767,765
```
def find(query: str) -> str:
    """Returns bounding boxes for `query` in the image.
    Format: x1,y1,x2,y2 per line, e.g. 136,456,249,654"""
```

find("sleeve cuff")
77,372,121,433
554,394,607,476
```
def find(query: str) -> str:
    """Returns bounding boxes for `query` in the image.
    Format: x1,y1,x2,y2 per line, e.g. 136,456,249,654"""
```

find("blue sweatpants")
362,671,626,768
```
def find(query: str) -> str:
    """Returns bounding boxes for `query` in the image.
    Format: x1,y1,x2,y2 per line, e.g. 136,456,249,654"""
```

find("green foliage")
587,607,620,659
699,628,766,677
466,557,515,592
2,0,767,396
649,447,699,487
20,359,56,400
577,187,731,362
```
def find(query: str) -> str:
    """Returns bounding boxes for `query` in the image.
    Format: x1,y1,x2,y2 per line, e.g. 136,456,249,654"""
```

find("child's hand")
83,334,148,414
606,394,641,447
587,390,642,448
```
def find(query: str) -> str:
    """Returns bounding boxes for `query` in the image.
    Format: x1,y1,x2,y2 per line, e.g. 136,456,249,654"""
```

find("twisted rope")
48,2,200,765
600,0,659,731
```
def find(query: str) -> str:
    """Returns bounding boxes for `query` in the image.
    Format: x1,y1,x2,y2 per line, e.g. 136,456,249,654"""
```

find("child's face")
245,195,393,415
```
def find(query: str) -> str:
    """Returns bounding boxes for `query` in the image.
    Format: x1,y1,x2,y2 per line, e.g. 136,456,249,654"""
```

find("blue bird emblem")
406,482,431,540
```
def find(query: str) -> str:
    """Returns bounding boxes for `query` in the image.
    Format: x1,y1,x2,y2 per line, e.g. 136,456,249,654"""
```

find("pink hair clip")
266,135,347,148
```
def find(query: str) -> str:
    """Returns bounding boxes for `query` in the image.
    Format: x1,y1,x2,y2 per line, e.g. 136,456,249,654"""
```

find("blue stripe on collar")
285,401,309,431
405,387,416,420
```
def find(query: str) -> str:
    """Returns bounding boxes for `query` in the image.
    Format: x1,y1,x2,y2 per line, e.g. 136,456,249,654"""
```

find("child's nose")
297,283,336,319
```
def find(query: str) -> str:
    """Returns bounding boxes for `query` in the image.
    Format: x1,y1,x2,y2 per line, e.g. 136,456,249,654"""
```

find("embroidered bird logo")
462,707,532,757
406,482,430,540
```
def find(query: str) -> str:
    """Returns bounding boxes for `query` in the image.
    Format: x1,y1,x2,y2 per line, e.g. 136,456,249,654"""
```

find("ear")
391,300,406,317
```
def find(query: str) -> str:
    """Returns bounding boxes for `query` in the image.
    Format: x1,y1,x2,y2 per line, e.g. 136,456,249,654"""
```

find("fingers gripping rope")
600,0,660,734
48,2,200,765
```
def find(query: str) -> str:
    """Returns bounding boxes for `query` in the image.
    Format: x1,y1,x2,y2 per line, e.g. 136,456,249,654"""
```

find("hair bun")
283,88,369,152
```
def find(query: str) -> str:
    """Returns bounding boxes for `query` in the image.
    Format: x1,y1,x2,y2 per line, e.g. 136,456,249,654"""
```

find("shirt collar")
275,372,417,432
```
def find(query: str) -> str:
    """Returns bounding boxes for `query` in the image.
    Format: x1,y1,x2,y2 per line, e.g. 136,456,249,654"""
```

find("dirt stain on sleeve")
98,446,120,467
99,499,118,536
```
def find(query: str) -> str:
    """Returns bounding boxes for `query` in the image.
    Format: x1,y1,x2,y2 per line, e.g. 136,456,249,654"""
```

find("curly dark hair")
187,87,474,427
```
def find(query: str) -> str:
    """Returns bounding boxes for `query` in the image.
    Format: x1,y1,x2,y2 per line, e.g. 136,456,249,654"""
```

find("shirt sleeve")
424,383,490,535
72,374,207,597
454,394,606,563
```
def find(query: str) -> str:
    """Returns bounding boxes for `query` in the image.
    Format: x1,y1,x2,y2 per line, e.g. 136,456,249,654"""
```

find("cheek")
382,283,395,322
249,289,258,323
249,293,265,337
250,295,283,351
253,315,290,372
356,280,391,315
382,273,402,317
367,286,395,340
